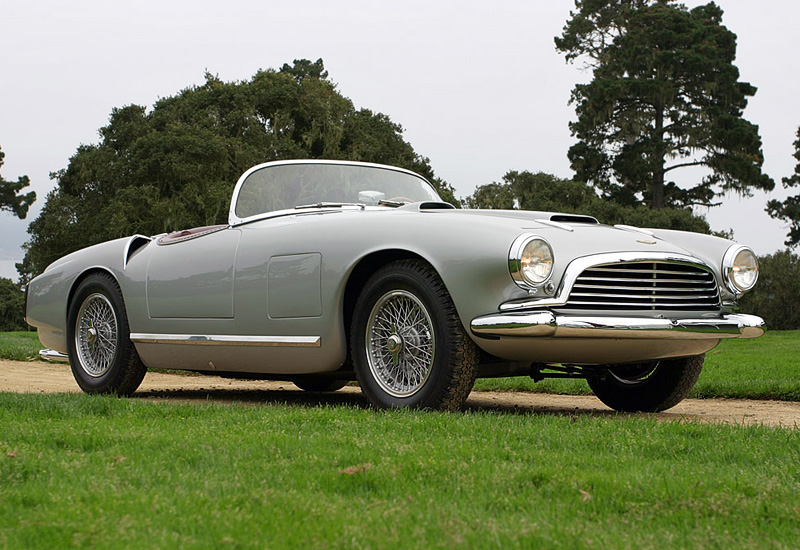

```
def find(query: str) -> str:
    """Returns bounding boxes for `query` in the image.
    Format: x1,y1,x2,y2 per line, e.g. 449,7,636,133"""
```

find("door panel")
146,229,241,318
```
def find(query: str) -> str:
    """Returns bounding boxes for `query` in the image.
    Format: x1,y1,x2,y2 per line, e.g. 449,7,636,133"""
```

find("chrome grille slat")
564,260,720,312
576,276,713,284
568,300,720,308
570,292,718,301
580,269,710,276
572,285,716,293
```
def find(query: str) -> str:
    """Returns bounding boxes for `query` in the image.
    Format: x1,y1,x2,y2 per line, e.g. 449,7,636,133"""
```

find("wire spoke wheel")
366,290,435,397
75,293,119,377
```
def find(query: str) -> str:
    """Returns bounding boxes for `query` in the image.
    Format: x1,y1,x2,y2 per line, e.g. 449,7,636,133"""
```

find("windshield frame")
228,159,441,226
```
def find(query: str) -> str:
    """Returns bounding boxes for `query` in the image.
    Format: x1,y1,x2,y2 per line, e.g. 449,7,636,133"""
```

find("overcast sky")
1,0,798,280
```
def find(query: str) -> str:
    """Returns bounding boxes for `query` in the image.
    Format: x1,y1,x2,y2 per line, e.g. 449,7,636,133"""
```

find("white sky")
1,0,798,280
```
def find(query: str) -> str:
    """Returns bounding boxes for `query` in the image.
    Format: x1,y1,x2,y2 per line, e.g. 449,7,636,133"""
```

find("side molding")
130,334,321,347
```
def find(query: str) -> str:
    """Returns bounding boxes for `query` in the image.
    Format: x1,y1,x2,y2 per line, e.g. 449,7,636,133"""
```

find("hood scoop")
399,201,456,211
550,214,598,224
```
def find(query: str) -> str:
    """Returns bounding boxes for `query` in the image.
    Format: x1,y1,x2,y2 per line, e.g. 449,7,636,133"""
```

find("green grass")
475,330,800,401
0,393,798,549
0,331,42,361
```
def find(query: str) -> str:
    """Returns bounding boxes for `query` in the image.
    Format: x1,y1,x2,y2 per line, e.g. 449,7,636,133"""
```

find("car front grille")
564,261,720,311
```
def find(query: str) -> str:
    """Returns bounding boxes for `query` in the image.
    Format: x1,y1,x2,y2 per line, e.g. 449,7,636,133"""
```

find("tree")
555,0,773,209
0,277,26,331
465,170,711,233
0,146,36,219
20,59,457,279
766,127,800,247
739,250,800,330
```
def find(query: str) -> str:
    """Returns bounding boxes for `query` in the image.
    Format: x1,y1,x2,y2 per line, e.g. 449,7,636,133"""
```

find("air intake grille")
564,261,720,311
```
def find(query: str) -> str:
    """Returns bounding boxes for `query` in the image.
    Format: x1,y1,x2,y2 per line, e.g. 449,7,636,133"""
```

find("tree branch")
663,161,707,174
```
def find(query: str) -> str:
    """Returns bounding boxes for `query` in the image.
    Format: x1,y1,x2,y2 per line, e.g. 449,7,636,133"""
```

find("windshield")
233,162,441,220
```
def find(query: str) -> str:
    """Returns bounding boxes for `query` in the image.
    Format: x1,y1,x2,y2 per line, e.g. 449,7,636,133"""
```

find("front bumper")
471,312,766,340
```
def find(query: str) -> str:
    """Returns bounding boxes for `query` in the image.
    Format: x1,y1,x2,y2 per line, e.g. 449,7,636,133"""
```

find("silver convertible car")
25,160,765,412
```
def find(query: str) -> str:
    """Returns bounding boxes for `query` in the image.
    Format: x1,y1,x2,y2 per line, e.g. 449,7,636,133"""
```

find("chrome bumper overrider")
470,312,766,340
39,349,70,362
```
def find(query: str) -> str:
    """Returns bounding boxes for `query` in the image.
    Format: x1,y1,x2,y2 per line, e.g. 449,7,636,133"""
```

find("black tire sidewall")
67,274,134,394
352,263,461,409
587,355,704,412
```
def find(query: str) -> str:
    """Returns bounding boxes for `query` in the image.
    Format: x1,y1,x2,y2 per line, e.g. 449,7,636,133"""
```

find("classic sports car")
25,160,765,412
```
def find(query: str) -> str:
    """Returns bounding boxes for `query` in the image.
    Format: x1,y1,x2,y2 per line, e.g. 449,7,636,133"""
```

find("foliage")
19,59,457,280
555,0,773,209
0,146,36,219
767,127,800,247
464,170,711,233
2,393,800,548
739,250,800,330
0,278,26,332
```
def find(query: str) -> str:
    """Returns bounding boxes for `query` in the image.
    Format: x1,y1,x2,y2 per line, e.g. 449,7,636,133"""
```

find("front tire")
587,354,705,412
351,260,478,410
67,273,146,395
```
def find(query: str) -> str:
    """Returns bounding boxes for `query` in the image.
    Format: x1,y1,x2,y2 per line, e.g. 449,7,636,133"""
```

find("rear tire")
587,354,704,412
351,259,478,410
66,273,146,395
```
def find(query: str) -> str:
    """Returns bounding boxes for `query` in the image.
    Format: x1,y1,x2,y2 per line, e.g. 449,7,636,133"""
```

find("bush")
0,277,27,331
739,250,800,330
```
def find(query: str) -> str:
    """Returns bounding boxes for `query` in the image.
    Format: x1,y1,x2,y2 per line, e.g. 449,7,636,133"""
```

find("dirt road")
2,359,799,428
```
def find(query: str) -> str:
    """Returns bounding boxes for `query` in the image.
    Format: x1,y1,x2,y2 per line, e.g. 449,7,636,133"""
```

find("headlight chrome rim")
722,245,759,294
509,234,555,288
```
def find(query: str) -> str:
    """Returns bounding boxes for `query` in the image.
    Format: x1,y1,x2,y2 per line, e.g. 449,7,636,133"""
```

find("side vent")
123,235,152,269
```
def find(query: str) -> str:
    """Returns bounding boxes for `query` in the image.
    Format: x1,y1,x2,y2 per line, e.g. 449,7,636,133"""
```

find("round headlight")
510,236,554,286
723,246,758,293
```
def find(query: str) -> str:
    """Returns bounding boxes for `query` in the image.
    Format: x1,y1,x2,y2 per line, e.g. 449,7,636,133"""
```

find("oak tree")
20,60,457,279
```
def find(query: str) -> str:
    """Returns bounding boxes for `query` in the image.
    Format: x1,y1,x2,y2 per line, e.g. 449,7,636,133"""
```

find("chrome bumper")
39,349,70,362
470,312,766,340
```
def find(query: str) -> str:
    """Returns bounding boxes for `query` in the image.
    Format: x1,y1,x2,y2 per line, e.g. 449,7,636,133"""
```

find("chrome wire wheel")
365,290,435,398
74,293,119,378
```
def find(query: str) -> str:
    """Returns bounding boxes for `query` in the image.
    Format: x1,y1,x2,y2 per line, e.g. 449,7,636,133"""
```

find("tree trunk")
652,107,665,209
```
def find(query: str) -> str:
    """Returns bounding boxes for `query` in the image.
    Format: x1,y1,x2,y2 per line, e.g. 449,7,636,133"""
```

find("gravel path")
3,359,799,428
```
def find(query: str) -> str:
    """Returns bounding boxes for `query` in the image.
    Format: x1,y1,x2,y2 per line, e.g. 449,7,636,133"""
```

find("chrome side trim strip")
130,333,321,347
471,312,765,340
39,349,70,362
500,252,715,311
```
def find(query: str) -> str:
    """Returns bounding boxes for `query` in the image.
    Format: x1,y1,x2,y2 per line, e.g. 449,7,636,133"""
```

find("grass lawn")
3,330,799,401
0,331,41,361
1,393,799,549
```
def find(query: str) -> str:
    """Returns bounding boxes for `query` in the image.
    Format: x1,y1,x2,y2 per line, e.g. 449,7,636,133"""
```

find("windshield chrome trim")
228,159,438,226
500,252,716,311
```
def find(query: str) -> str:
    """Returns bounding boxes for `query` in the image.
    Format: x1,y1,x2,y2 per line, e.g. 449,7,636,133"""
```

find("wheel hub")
386,334,403,354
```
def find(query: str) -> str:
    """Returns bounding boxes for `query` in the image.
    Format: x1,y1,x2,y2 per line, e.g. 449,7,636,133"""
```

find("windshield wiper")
295,202,366,210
